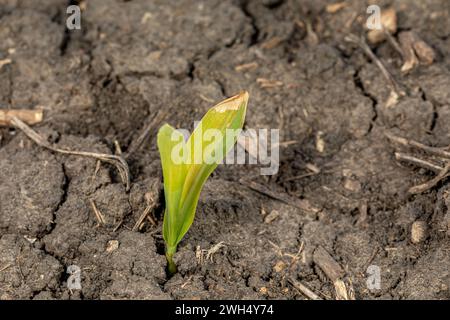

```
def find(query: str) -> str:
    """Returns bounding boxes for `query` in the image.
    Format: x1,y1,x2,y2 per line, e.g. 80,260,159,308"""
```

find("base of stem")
166,246,177,275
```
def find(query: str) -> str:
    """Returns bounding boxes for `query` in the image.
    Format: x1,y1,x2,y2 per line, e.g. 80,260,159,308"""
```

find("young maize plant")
157,91,249,274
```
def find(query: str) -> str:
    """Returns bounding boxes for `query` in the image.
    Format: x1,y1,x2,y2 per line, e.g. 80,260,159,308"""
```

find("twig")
239,178,321,215
11,116,130,190
114,140,122,155
345,34,405,98
386,132,450,159
234,62,258,72
386,132,450,194
280,243,305,287
132,193,157,231
395,152,443,173
0,109,43,127
90,199,106,225
181,275,194,289
112,219,123,232
383,28,404,58
288,277,322,300
362,247,380,274
125,110,168,159
282,172,319,182
0,263,12,273
409,163,450,194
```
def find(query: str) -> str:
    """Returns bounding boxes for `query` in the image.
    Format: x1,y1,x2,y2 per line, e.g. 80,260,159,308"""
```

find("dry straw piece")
0,109,43,127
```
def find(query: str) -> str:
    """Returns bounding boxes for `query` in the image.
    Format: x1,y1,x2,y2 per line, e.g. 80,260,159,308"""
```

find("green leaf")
158,91,249,252
157,124,187,248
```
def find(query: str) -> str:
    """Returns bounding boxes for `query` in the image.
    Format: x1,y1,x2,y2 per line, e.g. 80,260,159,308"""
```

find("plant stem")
166,246,177,275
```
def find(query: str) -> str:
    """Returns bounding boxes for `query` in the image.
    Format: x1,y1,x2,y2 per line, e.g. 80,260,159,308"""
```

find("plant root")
11,116,130,190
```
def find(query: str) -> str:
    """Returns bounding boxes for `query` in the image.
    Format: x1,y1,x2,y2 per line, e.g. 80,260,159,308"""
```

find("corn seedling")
157,91,249,274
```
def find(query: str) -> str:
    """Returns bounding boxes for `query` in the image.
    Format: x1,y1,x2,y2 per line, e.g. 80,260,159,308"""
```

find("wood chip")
0,58,12,70
261,37,283,49
399,31,435,73
256,78,283,89
412,36,436,65
334,279,355,300
315,131,325,153
234,62,258,72
0,109,43,127
326,2,347,14
264,210,280,223
313,246,345,282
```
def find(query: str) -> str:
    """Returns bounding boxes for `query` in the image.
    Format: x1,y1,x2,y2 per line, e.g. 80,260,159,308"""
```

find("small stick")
288,277,322,300
234,62,258,72
345,34,405,98
386,132,450,159
132,202,156,231
125,110,168,159
112,219,123,232
395,152,444,173
383,28,404,58
362,247,380,274
282,172,319,182
114,140,122,155
239,178,321,215
282,242,305,289
0,109,43,127
90,199,106,225
408,163,450,194
132,193,157,231
0,263,12,273
11,116,130,190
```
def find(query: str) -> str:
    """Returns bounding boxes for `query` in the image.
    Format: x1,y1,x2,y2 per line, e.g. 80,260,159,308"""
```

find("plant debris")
0,109,43,127
11,116,130,190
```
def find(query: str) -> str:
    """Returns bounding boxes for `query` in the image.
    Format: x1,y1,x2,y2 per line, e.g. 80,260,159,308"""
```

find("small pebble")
259,287,268,295
106,240,119,253
264,210,280,223
273,260,286,273
344,178,361,193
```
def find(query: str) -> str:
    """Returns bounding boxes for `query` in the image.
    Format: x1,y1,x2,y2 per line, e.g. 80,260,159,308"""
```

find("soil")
0,0,449,300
